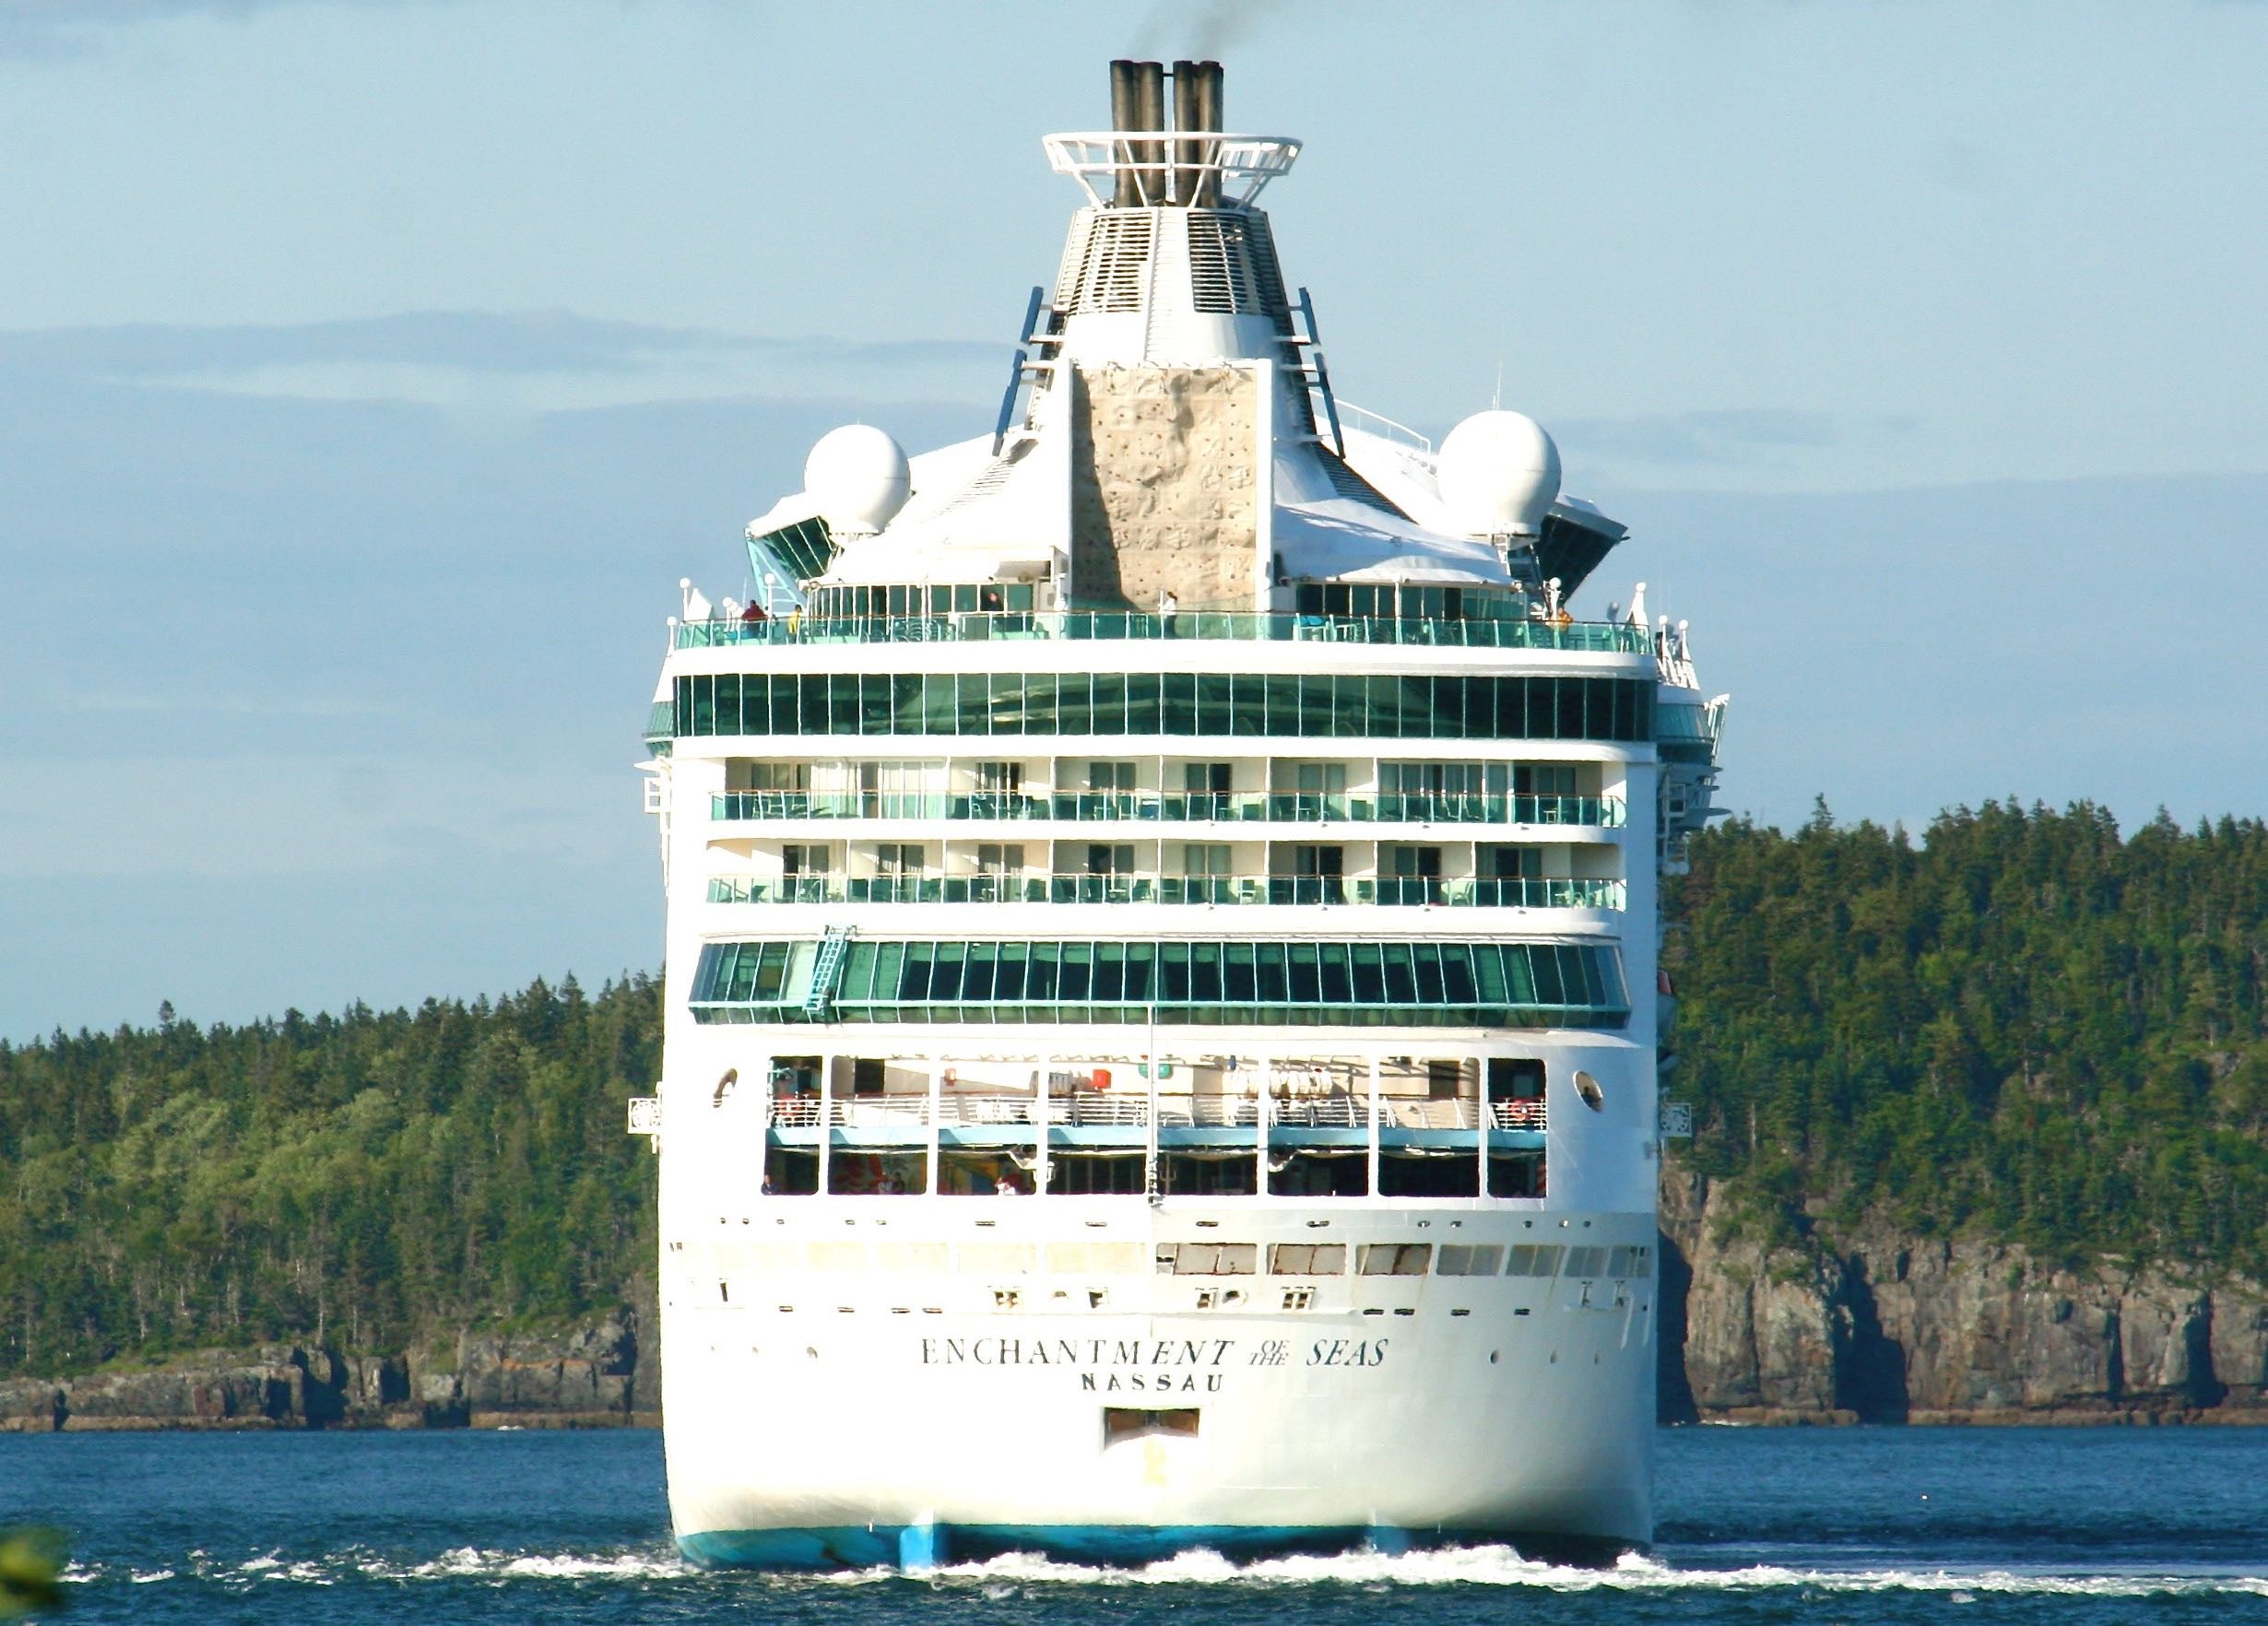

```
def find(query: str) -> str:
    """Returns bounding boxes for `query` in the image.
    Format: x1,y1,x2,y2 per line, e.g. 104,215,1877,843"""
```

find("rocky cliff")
1659,1168,2268,1424
0,1277,662,1433
8,1215,2266,1430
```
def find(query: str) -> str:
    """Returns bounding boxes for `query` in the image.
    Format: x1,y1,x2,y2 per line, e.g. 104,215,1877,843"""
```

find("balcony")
710,790,1624,828
673,610,1655,654
708,874,1624,910
762,1090,1546,1134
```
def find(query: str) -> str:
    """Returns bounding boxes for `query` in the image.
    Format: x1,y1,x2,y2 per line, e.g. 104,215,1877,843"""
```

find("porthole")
1574,1070,1605,1112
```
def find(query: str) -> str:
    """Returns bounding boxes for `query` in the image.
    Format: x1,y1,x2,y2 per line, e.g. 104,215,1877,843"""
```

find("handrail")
1335,403,1435,455
763,1090,1544,1134
708,874,1627,909
710,790,1626,829
1264,1095,1371,1128
1387,1100,1478,1130
1043,131,1302,209
1490,1099,1548,1131
673,610,1654,654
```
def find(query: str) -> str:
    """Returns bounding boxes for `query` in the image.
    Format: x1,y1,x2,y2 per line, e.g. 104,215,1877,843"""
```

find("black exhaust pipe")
1132,60,1165,206
1172,60,1202,204
1192,60,1223,206
1108,60,1140,206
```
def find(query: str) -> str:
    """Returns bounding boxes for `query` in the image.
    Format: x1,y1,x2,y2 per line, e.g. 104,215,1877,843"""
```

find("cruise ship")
631,59,1726,1570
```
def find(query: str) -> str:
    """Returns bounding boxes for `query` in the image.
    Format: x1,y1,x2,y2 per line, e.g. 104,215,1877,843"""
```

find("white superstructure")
632,59,1726,1570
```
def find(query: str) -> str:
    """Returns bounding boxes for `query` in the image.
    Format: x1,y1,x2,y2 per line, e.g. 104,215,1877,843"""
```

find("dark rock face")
1659,1169,2268,1424
627,1273,663,1416
0,1302,661,1431
447,1318,639,1427
53,1354,305,1431
0,1378,66,1432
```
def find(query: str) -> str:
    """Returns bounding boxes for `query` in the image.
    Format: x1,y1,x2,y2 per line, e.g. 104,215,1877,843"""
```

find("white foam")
402,1545,694,1582
901,1545,2268,1599
77,1540,2268,1600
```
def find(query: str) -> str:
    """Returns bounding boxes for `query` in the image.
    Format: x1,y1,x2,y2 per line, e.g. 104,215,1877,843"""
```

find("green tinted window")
667,673,1655,743
691,939,1628,1028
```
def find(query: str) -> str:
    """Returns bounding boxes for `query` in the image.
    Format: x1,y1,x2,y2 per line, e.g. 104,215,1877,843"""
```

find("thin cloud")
1559,409,1841,465
0,313,1004,409
60,689,402,720
0,313,995,380
0,0,426,59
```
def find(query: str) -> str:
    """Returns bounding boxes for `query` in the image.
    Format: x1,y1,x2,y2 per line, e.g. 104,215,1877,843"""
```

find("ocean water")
5,1426,2264,1623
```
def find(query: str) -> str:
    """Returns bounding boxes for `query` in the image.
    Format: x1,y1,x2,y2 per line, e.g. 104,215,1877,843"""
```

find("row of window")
670,672,1655,743
712,791,1621,828
682,1235,1646,1282
1158,1241,1651,1278
771,583,1562,628
706,875,1624,909
675,609,1649,654
688,937,1630,1029
744,760,1585,796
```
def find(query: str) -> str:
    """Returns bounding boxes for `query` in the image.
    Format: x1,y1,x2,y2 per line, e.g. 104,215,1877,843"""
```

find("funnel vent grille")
1187,214,1263,314
1057,211,1156,314
1240,213,1290,328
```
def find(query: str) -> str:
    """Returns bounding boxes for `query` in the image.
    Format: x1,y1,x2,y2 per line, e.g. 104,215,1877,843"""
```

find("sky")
4,0,2265,1039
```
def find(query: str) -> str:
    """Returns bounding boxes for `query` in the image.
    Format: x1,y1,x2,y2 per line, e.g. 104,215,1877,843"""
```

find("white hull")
660,1197,1656,1565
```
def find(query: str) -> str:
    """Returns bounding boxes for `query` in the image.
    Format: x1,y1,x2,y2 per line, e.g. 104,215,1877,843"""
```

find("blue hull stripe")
676,1522,1620,1570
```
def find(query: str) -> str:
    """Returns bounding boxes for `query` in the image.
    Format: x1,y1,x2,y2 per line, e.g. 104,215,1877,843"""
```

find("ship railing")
1042,131,1302,208
709,790,1626,830
674,612,1653,654
1489,1099,1548,1131
1262,1095,1371,1128
1057,1094,1153,1126
1386,1099,1481,1130
918,1093,1150,1127
1334,403,1435,455
766,1091,1534,1135
936,1094,1041,1126
822,1097,934,1127
1358,878,1627,909
708,873,1624,910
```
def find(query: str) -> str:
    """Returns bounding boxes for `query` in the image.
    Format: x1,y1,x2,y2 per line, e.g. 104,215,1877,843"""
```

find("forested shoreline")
1666,800,2268,1278
3,799,2264,1388
0,976,660,1379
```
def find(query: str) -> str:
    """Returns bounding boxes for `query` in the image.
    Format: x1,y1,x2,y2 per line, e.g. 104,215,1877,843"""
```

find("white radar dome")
1435,409,1562,537
803,424,911,536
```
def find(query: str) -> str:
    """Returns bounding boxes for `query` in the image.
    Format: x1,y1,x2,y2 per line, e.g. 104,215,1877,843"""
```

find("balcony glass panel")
673,673,1653,745
679,607,1659,654
689,938,1630,1028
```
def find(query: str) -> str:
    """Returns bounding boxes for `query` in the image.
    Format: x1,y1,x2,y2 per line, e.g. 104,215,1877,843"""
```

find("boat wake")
893,1546,2268,1599
64,1545,699,1590
62,1542,2268,1601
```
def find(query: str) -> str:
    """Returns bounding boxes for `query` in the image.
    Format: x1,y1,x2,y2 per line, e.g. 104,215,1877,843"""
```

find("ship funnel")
1179,62,1215,206
1170,61,1226,205
1190,59,1223,205
1108,60,1141,206
1132,60,1165,204
1106,58,1195,206
1050,61,1293,223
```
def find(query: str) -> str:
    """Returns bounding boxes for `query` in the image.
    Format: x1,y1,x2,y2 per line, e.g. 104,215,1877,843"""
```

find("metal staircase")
803,925,855,1019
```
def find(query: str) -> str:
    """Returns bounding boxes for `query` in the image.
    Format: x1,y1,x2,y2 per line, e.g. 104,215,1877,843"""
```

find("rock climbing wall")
1069,363,1259,612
